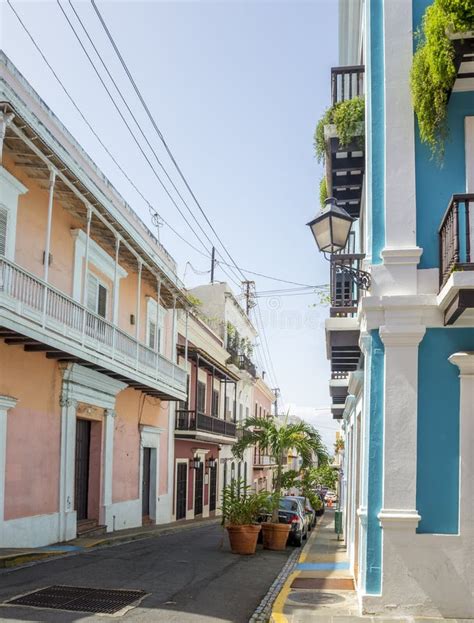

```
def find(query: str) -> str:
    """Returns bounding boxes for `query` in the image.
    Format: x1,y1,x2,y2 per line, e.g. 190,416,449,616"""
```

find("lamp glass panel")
330,215,352,250
311,219,331,252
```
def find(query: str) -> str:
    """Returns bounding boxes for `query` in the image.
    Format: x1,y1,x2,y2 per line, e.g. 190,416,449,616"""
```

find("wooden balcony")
0,258,187,400
438,194,474,325
175,410,237,440
331,65,364,105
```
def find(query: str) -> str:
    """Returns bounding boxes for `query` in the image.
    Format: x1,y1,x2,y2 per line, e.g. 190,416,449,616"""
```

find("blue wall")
365,330,384,594
368,0,385,264
413,0,474,268
417,328,474,533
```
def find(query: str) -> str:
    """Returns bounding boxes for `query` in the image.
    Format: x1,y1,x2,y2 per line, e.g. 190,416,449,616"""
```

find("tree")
232,416,329,522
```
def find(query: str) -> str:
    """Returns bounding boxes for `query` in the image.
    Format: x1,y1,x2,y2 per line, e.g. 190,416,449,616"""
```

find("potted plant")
314,96,365,164
410,0,474,160
232,415,329,550
221,480,270,555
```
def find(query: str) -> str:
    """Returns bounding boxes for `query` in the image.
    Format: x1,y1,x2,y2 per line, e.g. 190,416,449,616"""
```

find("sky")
0,0,340,449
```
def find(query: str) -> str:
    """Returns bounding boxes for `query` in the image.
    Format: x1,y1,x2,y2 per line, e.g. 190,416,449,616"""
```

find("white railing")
0,257,187,392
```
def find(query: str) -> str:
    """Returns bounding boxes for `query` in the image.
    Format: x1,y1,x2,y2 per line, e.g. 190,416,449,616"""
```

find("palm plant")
232,415,329,522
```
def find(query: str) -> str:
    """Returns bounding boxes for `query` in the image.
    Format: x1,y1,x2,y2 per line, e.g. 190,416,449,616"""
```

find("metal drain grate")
287,590,346,606
6,585,147,615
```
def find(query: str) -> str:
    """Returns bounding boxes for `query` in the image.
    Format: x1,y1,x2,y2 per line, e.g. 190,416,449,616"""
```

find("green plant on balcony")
319,176,328,207
314,96,365,164
410,0,474,160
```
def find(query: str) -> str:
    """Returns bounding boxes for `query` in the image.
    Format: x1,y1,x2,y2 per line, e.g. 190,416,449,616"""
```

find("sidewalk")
270,511,473,623
271,509,359,623
0,515,220,569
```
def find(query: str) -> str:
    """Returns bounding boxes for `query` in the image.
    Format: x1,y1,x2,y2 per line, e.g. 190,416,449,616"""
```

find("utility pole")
272,387,280,417
210,246,216,283
241,280,256,315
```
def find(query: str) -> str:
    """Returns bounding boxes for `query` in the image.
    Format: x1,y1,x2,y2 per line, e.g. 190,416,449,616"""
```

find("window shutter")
0,206,8,256
87,274,98,312
97,284,107,318
148,319,156,349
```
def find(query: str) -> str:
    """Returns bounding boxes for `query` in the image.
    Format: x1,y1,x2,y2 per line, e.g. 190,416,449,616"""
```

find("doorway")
75,419,91,521
209,465,217,512
194,463,204,516
176,462,187,520
142,447,152,520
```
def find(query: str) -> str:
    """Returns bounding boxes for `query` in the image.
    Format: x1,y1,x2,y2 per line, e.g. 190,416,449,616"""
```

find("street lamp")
307,197,371,290
190,455,202,469
206,456,218,470
306,197,354,255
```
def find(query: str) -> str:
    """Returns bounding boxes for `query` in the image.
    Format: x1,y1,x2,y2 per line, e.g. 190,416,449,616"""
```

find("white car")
324,490,337,503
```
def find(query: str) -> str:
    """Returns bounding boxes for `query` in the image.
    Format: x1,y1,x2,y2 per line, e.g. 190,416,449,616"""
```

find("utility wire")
6,0,240,288
57,0,241,287
90,0,247,283
8,1,320,296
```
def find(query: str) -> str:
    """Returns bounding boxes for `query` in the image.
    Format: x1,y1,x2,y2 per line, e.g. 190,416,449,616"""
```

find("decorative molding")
0,165,28,195
0,165,27,261
348,370,364,396
378,508,421,529
379,325,426,347
104,409,116,418
381,247,423,266
0,395,18,412
449,352,474,376
62,364,127,410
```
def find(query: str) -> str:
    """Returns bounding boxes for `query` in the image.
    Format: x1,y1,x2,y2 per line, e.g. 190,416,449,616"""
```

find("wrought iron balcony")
239,354,257,377
0,258,187,400
329,253,367,317
439,195,474,289
331,65,364,105
175,409,236,438
438,194,474,324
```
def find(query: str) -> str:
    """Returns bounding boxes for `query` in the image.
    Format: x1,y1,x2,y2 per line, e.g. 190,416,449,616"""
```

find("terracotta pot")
226,524,261,555
261,522,291,550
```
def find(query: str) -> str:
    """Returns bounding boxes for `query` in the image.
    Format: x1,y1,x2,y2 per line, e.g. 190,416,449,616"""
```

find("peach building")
0,54,189,547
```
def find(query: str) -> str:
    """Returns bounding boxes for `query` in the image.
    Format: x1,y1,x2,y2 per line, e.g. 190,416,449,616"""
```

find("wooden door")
75,419,91,521
209,465,217,512
142,447,151,517
176,463,187,520
194,463,203,516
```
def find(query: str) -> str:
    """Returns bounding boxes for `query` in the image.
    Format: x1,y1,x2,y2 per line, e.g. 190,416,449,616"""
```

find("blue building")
316,0,473,617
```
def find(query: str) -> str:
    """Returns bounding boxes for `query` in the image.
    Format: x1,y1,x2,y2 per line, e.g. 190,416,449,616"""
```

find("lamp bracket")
334,263,371,290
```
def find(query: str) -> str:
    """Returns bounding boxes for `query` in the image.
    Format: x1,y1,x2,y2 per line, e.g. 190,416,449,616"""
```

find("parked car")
279,497,308,546
325,490,338,504
293,496,317,529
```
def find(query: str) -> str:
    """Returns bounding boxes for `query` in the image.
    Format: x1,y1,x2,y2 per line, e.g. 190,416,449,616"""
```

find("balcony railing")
0,257,187,391
329,254,367,317
439,194,474,289
331,65,364,105
176,409,236,438
239,354,257,377
254,455,276,468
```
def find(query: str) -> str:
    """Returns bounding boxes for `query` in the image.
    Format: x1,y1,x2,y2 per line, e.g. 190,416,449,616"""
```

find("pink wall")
174,440,218,513
1,342,61,520
113,389,169,503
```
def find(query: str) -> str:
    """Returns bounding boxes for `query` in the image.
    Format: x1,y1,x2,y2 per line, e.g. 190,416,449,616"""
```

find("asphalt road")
0,523,293,623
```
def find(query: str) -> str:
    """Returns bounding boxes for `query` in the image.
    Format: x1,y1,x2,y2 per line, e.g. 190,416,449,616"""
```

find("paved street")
0,523,292,623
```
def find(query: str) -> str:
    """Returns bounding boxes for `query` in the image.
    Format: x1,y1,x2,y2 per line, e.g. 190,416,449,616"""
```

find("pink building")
252,378,276,492
0,54,188,546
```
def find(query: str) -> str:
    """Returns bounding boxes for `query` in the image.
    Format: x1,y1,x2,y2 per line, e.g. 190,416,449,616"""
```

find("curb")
248,546,301,623
0,517,221,570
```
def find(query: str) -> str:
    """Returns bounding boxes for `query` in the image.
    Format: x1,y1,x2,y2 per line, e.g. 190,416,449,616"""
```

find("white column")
135,259,142,368
81,205,92,306
378,325,425,522
184,309,189,365
102,409,115,530
58,394,78,542
43,168,56,283
448,353,474,537
0,112,14,165
0,395,18,546
112,235,121,324
171,296,177,381
378,0,422,295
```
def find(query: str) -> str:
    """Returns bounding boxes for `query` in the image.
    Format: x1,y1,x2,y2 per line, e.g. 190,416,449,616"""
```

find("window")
239,403,243,422
245,406,249,420
212,389,219,417
225,397,230,419
146,297,165,353
197,381,206,415
254,403,258,418
259,406,262,419
87,273,108,318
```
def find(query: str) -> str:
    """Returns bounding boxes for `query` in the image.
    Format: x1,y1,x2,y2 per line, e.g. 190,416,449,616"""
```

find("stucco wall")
1,342,61,519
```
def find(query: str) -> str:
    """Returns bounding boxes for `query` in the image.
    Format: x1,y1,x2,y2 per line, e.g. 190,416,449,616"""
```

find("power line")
56,0,242,288
90,0,247,284
6,0,239,289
